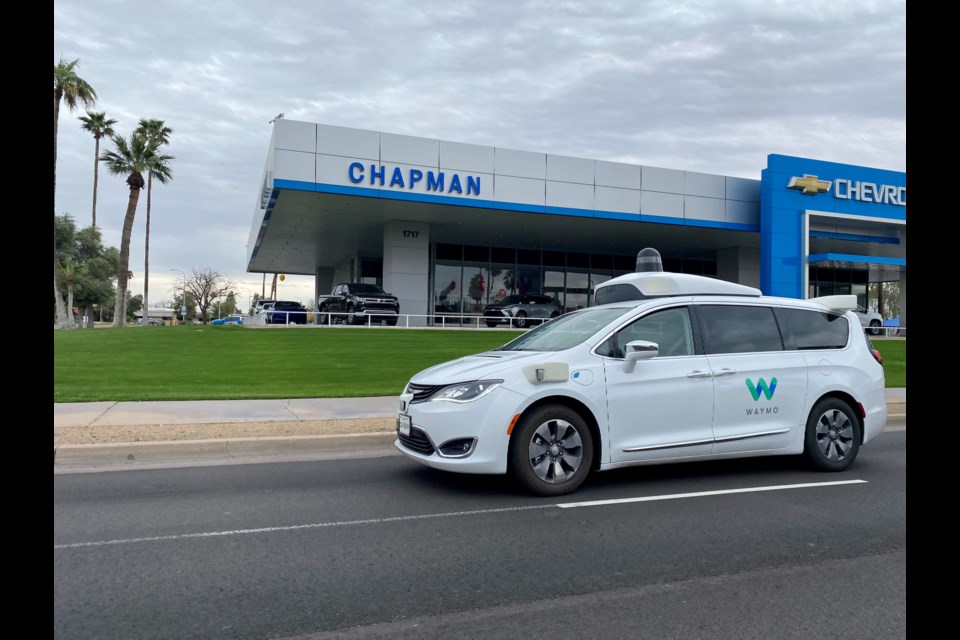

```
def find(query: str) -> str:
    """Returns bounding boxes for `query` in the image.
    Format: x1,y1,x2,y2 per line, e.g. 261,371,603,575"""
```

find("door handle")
687,370,713,378
714,368,737,377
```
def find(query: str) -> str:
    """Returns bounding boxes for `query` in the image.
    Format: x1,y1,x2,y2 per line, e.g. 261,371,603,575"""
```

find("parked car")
317,283,400,325
211,314,244,325
853,305,884,335
395,250,887,496
264,300,308,324
251,299,276,315
482,294,563,328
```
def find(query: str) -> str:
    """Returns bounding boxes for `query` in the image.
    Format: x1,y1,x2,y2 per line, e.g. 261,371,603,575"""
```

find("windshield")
498,307,631,352
351,284,387,294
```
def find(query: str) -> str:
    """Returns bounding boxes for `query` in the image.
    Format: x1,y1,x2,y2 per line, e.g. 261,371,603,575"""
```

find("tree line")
53,57,238,327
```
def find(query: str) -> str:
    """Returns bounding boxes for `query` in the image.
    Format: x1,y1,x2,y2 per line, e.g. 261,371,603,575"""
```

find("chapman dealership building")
246,119,906,327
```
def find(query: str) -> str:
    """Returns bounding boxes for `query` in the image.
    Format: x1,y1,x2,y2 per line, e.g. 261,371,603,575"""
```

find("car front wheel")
509,405,594,496
513,311,529,329
803,398,861,472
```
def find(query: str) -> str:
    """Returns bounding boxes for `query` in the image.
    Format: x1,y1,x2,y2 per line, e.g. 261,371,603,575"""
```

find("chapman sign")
787,174,905,207
348,162,482,196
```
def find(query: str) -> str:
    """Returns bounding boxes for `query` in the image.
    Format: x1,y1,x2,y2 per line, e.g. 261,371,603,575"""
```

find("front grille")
398,426,435,455
407,383,445,404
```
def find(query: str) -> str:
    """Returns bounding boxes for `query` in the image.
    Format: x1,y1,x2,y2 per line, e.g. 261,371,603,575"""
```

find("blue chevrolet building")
247,120,906,327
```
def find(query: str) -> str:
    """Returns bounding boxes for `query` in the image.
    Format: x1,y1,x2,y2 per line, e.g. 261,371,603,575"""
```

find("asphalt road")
54,431,906,640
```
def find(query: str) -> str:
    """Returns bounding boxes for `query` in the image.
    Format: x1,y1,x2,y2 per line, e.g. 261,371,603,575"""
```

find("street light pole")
170,268,187,324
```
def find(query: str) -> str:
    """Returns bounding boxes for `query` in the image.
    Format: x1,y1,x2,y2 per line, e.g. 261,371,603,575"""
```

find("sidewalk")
53,390,906,471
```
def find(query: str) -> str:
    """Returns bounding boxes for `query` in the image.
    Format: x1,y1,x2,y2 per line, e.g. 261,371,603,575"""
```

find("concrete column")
898,268,907,335
314,267,334,304
383,220,430,326
716,246,761,289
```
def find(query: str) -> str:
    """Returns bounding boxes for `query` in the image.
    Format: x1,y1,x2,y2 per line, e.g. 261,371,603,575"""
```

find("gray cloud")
53,0,905,306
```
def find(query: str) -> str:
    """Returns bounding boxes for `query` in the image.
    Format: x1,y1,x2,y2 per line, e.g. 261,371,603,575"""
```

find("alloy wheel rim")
528,419,583,484
815,409,854,462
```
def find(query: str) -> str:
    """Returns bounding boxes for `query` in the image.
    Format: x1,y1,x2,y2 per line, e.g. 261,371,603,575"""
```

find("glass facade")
431,243,719,322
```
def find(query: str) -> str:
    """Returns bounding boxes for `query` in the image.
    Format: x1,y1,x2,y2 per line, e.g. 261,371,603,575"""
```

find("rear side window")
775,308,849,350
697,305,782,354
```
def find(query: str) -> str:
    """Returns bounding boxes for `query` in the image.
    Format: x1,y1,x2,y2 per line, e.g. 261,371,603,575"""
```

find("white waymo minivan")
395,249,887,496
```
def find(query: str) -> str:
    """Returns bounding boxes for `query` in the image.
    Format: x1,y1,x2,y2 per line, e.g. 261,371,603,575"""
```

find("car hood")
410,350,558,384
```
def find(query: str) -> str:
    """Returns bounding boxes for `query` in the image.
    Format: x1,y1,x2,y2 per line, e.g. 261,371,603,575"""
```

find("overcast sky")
53,0,906,309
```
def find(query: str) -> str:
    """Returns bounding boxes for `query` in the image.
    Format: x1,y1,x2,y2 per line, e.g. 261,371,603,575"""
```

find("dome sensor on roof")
636,248,663,273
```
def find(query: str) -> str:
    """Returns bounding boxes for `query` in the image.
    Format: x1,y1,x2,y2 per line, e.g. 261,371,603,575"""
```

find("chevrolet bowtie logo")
787,174,831,195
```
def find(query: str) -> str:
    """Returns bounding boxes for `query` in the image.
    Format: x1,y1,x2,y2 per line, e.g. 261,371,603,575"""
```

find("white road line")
556,479,868,509
53,504,552,549
54,479,867,550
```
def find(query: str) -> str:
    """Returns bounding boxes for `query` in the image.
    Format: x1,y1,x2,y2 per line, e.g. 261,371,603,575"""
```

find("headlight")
431,380,503,403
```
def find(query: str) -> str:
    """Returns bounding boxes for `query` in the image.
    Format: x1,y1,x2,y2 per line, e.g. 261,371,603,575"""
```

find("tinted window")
599,307,695,358
594,283,645,305
698,305,782,354
775,308,849,350
500,295,523,305
350,284,386,294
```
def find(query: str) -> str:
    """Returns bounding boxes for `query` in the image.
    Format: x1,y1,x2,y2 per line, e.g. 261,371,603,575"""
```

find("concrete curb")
54,408,906,472
54,432,398,471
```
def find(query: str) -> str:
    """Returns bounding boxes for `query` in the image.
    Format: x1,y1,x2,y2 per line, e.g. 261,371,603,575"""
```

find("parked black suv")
482,294,563,328
318,283,400,325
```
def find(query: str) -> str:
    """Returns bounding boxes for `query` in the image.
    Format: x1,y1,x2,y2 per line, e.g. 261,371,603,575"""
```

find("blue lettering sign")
427,171,445,192
348,162,364,184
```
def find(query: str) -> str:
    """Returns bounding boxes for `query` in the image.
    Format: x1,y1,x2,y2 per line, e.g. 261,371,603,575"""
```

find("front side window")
597,306,694,358
697,305,782,354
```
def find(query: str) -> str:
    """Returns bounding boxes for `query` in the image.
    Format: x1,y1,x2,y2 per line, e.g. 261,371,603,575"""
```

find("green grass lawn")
54,326,906,403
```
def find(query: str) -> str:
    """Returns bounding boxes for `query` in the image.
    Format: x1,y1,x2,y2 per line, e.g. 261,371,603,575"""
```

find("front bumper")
394,386,527,474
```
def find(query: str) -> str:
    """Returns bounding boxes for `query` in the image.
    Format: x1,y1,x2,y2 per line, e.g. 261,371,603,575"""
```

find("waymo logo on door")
746,377,777,401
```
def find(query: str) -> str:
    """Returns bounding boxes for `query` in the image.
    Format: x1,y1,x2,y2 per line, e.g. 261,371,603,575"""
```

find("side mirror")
623,340,659,373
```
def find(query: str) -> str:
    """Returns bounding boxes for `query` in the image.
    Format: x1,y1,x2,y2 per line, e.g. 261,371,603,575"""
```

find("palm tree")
54,58,96,330
78,111,117,229
134,119,173,329
100,132,173,326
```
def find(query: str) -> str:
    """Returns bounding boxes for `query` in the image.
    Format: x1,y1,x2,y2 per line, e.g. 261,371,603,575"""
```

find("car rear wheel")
509,404,594,496
803,398,861,472
513,311,529,329
868,320,882,335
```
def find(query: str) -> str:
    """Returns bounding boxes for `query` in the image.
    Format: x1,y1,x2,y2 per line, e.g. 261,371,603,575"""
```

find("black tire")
486,322,498,328
509,404,594,496
386,317,398,326
803,397,861,471
513,311,529,329
317,308,329,325
346,305,360,325
868,320,882,336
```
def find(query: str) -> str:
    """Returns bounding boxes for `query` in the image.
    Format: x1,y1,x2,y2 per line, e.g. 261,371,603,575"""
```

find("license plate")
398,413,411,436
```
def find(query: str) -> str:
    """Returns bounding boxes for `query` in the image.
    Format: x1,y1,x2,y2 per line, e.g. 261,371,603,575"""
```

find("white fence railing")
242,310,907,336
244,311,527,329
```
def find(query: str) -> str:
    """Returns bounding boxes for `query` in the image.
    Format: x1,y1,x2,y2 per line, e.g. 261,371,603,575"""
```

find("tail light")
864,334,883,365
